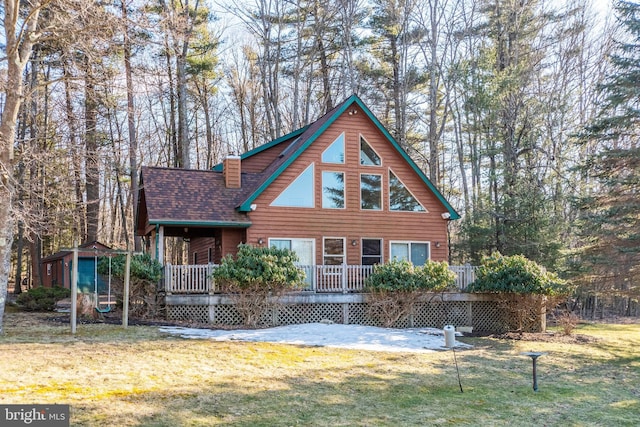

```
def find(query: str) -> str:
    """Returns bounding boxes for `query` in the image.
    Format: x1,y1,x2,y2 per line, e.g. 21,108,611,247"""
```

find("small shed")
40,241,112,292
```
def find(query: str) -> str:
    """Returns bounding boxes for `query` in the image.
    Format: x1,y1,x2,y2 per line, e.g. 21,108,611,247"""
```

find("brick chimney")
223,155,241,188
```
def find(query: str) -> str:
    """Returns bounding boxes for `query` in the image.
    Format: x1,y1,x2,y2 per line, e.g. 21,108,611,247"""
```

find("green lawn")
1,311,638,426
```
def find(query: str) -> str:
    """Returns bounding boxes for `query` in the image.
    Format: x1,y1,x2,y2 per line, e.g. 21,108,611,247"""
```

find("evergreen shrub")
365,259,457,292
16,286,71,311
467,252,571,296
212,244,306,326
364,259,456,327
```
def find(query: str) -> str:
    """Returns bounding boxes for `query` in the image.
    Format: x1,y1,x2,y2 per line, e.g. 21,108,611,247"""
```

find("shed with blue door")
40,241,112,293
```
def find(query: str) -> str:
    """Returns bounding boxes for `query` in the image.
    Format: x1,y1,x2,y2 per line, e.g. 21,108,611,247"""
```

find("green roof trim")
354,99,461,220
238,94,460,220
149,219,251,228
212,126,310,171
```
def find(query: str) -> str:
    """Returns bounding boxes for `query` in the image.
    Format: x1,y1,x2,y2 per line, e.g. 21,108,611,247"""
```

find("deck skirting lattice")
164,293,544,333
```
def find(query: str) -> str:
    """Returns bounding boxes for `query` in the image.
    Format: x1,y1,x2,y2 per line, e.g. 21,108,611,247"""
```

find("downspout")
155,224,159,261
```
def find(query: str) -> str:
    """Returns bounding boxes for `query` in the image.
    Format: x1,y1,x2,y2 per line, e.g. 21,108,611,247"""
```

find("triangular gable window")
322,133,345,164
271,164,315,207
389,170,426,212
360,136,381,166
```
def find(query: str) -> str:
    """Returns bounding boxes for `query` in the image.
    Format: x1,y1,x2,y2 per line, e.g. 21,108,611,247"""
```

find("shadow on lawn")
3,312,639,426
70,347,639,427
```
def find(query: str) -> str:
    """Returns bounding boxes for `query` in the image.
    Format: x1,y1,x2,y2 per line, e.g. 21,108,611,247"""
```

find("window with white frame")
270,238,315,287
360,173,382,210
322,133,345,164
271,164,315,207
390,241,430,266
323,238,345,265
362,239,382,265
269,238,315,265
389,170,426,212
360,135,381,166
322,171,345,208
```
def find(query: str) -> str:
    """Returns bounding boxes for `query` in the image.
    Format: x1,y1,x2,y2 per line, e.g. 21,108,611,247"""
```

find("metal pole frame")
70,247,78,334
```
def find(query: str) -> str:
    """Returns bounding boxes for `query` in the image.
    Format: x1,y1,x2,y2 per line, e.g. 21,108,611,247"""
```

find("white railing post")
208,263,215,294
165,263,172,294
342,265,348,294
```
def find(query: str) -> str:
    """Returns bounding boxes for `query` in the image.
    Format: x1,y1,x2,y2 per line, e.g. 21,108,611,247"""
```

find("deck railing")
298,265,374,293
164,263,217,294
448,264,476,291
164,263,477,294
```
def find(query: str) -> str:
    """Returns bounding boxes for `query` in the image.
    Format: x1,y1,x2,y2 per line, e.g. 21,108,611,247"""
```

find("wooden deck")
163,264,476,294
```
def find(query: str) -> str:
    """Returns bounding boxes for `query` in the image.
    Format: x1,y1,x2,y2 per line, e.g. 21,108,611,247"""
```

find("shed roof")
41,241,112,263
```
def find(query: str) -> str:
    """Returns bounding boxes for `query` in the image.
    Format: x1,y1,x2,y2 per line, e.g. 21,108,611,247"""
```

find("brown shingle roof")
139,167,258,227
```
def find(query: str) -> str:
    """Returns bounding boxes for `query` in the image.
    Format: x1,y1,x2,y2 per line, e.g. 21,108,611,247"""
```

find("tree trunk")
0,0,42,333
165,38,179,167
28,239,43,288
122,0,141,251
177,42,190,168
427,0,440,185
64,65,87,240
84,60,100,243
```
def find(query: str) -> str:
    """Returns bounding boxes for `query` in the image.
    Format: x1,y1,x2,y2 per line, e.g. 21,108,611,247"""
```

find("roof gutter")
148,219,252,228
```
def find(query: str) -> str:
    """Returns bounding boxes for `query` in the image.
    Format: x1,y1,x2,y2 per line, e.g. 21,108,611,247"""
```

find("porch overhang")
148,219,251,238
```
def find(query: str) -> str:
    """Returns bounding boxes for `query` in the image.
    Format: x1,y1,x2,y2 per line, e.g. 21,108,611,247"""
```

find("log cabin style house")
136,95,461,292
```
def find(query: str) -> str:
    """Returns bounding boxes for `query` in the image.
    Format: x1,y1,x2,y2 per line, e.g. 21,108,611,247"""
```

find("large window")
362,239,382,265
322,171,345,208
389,171,426,212
323,238,345,265
270,238,315,265
360,174,382,210
360,136,381,166
322,133,345,164
390,241,430,266
270,238,314,287
271,164,314,207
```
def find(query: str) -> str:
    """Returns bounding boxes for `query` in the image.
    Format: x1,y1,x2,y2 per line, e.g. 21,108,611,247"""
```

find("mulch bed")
489,331,599,344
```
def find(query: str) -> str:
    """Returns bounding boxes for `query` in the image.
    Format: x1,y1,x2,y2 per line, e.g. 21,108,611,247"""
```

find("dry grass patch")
1,312,639,426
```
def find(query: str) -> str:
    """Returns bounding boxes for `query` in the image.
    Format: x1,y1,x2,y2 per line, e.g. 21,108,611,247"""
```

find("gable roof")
139,167,254,228
138,94,460,231
211,126,310,172
236,94,460,219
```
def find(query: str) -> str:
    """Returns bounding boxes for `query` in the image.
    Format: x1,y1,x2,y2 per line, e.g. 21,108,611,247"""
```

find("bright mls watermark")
1,405,69,426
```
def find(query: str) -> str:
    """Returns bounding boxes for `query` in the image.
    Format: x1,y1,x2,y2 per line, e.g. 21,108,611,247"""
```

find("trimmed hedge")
364,259,457,292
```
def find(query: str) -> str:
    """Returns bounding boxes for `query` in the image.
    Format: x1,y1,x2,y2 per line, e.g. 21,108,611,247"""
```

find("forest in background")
1,0,638,317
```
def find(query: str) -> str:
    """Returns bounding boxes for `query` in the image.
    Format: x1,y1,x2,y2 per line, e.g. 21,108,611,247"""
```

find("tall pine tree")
573,0,640,311
456,0,565,267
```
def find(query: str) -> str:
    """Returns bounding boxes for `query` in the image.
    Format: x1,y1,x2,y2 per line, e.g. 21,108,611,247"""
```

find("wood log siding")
241,143,289,173
246,109,450,265
188,237,215,265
